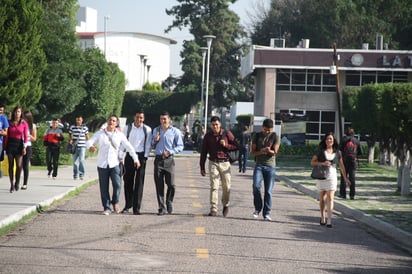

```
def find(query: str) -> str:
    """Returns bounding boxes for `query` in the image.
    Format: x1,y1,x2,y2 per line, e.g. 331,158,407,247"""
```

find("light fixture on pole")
104,15,110,58
200,47,208,125
203,35,216,127
332,42,343,141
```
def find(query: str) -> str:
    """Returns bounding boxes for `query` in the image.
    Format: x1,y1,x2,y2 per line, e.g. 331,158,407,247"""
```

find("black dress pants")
123,152,146,213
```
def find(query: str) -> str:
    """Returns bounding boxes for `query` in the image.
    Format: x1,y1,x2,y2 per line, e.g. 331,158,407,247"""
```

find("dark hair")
135,109,145,114
346,127,355,136
23,110,34,132
160,111,170,118
11,106,24,124
210,116,220,123
262,118,274,128
319,132,339,151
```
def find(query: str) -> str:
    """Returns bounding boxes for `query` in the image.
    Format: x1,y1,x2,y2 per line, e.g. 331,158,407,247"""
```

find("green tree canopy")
36,0,86,122
250,0,412,49
0,0,46,110
165,0,251,114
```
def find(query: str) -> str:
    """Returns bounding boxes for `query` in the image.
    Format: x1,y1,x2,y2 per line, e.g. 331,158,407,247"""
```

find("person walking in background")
21,110,37,190
87,114,140,215
311,132,350,228
250,119,280,221
6,106,28,192
120,110,152,215
199,116,238,217
0,104,9,167
151,111,184,216
238,125,251,173
339,127,363,200
69,115,89,180
43,119,64,179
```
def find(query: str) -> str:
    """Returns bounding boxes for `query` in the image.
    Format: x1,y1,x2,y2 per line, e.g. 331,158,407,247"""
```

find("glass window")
361,72,376,85
321,111,335,122
346,72,361,86
377,72,392,83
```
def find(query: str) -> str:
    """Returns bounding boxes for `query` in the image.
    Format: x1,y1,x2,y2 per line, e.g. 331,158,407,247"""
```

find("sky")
77,0,268,76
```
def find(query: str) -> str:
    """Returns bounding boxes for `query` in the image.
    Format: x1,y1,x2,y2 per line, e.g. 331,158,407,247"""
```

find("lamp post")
138,54,147,89
332,42,343,141
104,15,110,58
203,35,216,127
200,47,208,125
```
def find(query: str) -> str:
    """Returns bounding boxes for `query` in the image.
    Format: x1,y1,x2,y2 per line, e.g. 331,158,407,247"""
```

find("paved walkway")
0,153,411,255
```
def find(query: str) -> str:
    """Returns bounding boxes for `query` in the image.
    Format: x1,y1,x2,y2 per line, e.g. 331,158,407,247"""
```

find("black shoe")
133,210,141,215
350,196,354,200
223,206,229,217
326,224,332,228
157,209,164,216
167,204,173,214
208,211,217,217
338,194,346,199
320,218,326,226
121,208,129,214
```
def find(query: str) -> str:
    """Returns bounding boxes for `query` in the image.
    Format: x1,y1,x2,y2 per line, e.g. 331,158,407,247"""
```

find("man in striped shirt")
69,115,89,180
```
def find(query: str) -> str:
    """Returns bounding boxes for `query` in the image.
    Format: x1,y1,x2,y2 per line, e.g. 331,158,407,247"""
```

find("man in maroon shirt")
199,116,238,217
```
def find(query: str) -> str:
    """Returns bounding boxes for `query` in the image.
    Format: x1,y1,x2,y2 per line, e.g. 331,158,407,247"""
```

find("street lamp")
332,42,343,141
200,47,208,125
104,15,110,58
203,35,216,127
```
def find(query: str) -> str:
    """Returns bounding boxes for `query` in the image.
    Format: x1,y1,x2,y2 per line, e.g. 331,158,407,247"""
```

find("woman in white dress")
311,132,350,228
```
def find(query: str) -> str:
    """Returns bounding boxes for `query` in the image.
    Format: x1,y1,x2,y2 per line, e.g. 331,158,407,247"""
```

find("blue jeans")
73,146,86,178
253,164,275,217
238,145,249,172
97,165,121,211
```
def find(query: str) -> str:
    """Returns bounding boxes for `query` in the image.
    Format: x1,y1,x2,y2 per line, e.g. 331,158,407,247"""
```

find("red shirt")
199,129,237,171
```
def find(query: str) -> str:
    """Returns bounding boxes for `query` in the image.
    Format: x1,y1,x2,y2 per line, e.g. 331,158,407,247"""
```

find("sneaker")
102,209,111,215
121,208,130,214
208,211,217,217
52,177,56,180
73,177,78,180
264,215,272,221
167,204,173,214
80,177,84,180
252,211,259,218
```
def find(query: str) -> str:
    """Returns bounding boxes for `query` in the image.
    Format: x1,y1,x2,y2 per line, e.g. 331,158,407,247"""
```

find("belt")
155,155,173,160
209,158,229,163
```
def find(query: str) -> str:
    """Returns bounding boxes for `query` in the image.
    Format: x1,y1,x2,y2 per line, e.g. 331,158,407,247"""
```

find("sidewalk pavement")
0,153,411,254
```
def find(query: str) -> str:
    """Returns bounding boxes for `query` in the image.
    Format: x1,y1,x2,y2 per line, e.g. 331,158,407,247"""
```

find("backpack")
343,138,357,160
222,130,239,163
126,123,148,154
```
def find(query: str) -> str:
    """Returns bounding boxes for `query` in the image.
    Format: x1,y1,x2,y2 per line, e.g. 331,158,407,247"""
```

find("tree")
250,0,412,49
0,0,46,109
347,83,412,194
75,48,125,126
165,0,251,115
36,0,86,121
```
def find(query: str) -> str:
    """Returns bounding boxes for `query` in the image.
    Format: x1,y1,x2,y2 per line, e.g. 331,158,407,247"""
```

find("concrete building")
241,41,412,141
76,7,177,91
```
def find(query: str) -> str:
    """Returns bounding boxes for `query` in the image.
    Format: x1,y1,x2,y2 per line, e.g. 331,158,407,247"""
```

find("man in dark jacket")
339,127,363,200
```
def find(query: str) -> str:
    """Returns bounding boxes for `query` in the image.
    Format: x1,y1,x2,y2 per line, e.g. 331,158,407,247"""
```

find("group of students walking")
1,104,361,227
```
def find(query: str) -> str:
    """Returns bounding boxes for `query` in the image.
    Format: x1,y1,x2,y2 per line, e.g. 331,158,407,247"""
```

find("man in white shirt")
120,111,152,215
86,114,140,215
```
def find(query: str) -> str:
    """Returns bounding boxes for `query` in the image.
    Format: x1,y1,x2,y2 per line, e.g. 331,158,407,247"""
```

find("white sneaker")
264,215,272,221
102,209,111,215
252,211,259,218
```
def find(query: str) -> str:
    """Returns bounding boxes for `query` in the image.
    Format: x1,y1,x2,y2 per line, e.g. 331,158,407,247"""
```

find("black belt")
155,155,173,160
209,158,229,163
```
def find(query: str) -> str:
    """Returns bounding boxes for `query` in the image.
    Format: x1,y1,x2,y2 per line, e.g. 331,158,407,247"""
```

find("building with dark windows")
241,42,412,142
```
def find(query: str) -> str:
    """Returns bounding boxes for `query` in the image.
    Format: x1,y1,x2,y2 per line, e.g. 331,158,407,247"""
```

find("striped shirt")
69,125,89,147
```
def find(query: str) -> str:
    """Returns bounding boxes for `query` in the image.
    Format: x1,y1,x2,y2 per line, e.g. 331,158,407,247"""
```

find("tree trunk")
368,146,375,164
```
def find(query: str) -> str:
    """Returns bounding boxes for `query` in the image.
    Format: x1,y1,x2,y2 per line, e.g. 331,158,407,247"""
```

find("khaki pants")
208,161,231,212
